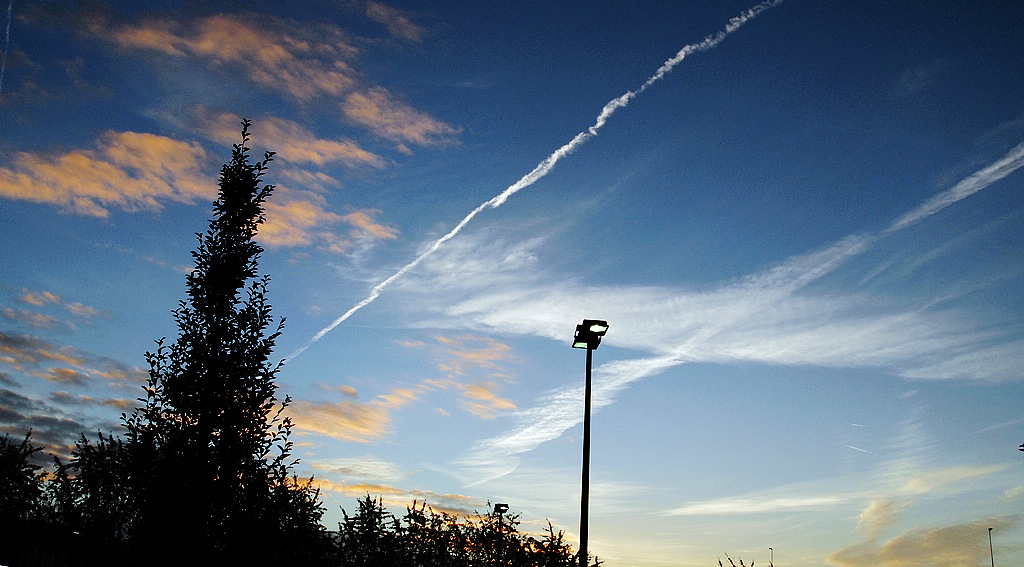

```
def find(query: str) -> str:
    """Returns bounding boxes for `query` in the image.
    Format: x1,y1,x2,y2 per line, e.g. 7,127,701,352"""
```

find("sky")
1,1,1023,565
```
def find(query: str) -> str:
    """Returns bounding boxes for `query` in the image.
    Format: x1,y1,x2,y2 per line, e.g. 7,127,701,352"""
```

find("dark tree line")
0,121,594,567
335,495,590,567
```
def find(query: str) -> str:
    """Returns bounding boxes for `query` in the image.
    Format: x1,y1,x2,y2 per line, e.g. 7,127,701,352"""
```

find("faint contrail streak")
885,140,1024,234
0,0,11,93
287,0,784,361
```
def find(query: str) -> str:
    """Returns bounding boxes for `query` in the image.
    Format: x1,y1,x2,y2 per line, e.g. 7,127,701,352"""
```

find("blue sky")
2,1,1023,565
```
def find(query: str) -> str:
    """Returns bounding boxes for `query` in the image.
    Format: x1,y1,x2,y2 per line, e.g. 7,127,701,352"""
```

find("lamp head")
572,319,609,349
494,503,509,515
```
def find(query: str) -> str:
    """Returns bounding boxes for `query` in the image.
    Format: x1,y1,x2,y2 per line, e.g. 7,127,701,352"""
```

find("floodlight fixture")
572,319,609,350
494,503,509,515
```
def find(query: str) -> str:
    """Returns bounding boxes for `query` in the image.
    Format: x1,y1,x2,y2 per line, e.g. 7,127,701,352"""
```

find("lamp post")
769,547,773,567
989,527,994,567
572,319,609,567
495,503,509,566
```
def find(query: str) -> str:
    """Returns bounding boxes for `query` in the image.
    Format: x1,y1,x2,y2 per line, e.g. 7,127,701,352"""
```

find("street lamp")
989,527,994,567
495,503,509,565
572,319,608,567
494,502,509,533
769,547,773,567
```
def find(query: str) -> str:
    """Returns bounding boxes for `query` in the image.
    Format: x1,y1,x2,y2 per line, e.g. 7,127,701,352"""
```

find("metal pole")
580,345,593,567
989,527,994,567
769,547,773,567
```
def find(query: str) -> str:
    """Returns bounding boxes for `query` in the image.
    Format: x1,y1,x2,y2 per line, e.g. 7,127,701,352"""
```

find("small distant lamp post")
572,319,609,567
989,527,994,567
494,502,509,533
494,503,509,565
769,547,773,567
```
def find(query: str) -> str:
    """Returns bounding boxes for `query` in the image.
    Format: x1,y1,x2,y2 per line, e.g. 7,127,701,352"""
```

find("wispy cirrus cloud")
663,464,1004,518
422,139,1024,483
0,131,213,217
312,455,409,483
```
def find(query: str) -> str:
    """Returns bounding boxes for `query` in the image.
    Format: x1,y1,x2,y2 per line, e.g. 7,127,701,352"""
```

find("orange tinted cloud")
203,111,386,169
365,2,425,42
18,289,106,320
312,479,477,516
64,302,103,318
288,399,391,442
342,210,400,241
433,335,512,376
260,192,343,248
259,190,398,255
2,309,60,329
0,131,212,217
19,290,60,306
290,384,427,442
34,367,90,385
37,349,85,367
343,87,460,147
462,381,516,419
110,15,359,101
827,517,1017,567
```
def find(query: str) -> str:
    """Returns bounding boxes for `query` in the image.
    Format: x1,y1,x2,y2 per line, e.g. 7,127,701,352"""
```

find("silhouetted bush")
335,495,598,567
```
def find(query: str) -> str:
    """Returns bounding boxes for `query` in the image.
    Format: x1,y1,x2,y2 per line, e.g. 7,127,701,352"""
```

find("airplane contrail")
287,0,785,361
886,140,1024,234
0,0,11,93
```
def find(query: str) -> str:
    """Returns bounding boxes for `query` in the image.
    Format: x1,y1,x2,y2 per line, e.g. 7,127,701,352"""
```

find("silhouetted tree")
524,523,577,567
336,497,590,567
400,501,471,567
56,432,135,560
719,554,753,567
0,431,78,566
337,495,406,567
114,119,331,564
0,431,45,529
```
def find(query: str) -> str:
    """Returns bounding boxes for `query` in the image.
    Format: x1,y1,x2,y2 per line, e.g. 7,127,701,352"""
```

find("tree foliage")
115,119,330,563
0,431,45,528
336,495,597,567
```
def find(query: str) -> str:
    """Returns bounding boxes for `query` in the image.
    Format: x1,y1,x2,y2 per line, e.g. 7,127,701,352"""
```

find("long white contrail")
287,0,784,361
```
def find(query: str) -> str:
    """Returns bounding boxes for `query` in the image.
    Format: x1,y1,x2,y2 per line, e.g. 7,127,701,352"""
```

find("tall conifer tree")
122,120,329,563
